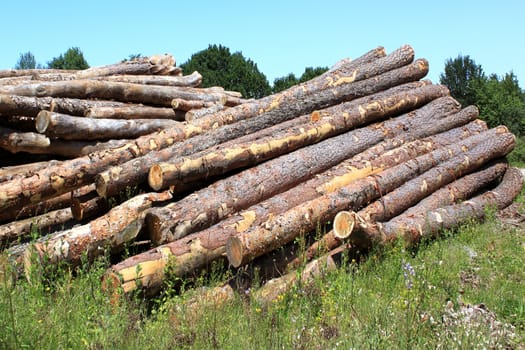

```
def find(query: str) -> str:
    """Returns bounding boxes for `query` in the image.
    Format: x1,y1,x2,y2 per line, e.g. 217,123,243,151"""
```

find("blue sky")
2,1,524,87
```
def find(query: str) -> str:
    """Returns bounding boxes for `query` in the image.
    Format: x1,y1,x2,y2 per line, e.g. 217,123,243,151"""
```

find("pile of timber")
0,45,522,306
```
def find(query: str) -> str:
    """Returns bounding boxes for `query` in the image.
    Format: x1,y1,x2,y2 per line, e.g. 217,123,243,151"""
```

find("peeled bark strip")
146,97,473,245
0,80,232,107
0,208,73,247
96,78,434,197
351,167,523,247
185,104,226,121
35,111,179,140
148,83,449,192
84,105,185,121
0,126,50,152
172,98,226,112
225,128,514,268
191,45,412,130
0,94,128,117
90,71,202,87
20,190,172,273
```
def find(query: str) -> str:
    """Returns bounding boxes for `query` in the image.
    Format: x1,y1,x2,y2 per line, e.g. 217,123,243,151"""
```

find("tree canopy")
47,47,89,70
272,66,328,93
440,54,525,137
14,51,38,70
180,44,271,99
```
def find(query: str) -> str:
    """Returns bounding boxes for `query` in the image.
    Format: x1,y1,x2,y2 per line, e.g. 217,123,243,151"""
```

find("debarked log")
35,111,179,140
348,167,523,247
146,97,474,245
95,79,435,198
225,128,515,268
148,83,450,192
19,190,173,274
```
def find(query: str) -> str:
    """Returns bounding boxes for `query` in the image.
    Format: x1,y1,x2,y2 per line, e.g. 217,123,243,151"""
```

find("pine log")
348,166,523,247
0,80,234,107
70,190,109,221
148,83,449,192
0,208,74,248
185,103,226,121
0,126,50,152
94,63,432,198
84,105,185,121
0,94,128,117
149,118,485,246
0,69,76,79
171,98,227,112
145,97,475,245
73,54,179,78
1,160,57,183
225,128,515,268
19,190,172,273
35,111,179,140
191,45,413,130
90,71,202,87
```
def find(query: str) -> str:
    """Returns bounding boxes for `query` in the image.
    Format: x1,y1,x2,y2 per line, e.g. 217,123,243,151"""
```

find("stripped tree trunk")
349,167,523,247
90,71,202,87
18,190,173,275
0,94,128,117
148,83,449,191
225,129,515,268
84,105,185,121
94,60,431,198
35,111,179,140
145,97,472,245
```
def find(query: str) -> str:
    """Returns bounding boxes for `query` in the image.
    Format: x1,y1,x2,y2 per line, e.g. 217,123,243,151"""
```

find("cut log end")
95,173,111,198
35,111,50,133
333,211,355,239
226,236,244,268
148,164,164,191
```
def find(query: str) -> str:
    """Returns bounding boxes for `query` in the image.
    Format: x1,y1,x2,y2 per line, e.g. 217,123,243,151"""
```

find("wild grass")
1,203,524,349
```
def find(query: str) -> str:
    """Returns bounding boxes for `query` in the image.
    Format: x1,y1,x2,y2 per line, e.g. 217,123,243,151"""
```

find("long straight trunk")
171,98,226,112
84,105,185,121
0,126,50,152
35,111,179,140
94,59,431,198
225,128,515,268
90,71,202,87
145,97,473,244
185,104,226,122
18,190,172,275
350,167,523,247
0,94,128,117
148,83,449,192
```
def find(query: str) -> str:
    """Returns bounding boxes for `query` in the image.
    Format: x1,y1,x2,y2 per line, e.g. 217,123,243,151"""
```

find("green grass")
1,208,524,349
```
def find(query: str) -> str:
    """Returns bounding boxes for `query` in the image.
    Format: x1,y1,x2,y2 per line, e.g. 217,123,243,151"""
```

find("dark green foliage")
272,66,328,93
121,53,144,62
47,47,89,70
14,51,38,69
180,44,271,98
439,55,485,107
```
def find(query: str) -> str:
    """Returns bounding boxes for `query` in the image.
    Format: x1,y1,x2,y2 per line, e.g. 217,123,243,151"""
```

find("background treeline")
12,45,525,161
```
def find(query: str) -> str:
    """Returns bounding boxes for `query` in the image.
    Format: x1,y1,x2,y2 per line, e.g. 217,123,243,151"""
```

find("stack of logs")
0,45,522,306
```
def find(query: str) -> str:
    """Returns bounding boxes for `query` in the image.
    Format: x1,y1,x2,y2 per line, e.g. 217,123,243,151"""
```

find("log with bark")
148,82,448,192
184,104,226,122
94,59,432,198
145,96,473,245
343,166,523,248
0,126,50,152
84,105,185,121
171,98,227,112
17,190,173,275
225,128,515,268
35,111,179,140
89,71,202,87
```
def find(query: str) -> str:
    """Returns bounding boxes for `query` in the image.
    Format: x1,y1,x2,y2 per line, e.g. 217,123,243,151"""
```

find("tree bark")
145,97,473,245
0,69,76,79
0,94,128,117
19,190,172,274
185,104,226,122
0,80,233,107
0,126,50,152
149,83,449,192
90,71,202,87
35,111,179,140
171,98,227,112
225,128,515,268
94,76,434,198
349,166,523,247
1,160,57,183
84,105,185,121
70,190,109,221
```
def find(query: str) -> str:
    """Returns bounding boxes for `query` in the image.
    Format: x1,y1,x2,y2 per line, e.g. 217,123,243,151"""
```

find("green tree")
14,51,37,69
180,44,271,98
272,66,328,93
439,55,485,107
48,47,89,70
298,66,328,83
